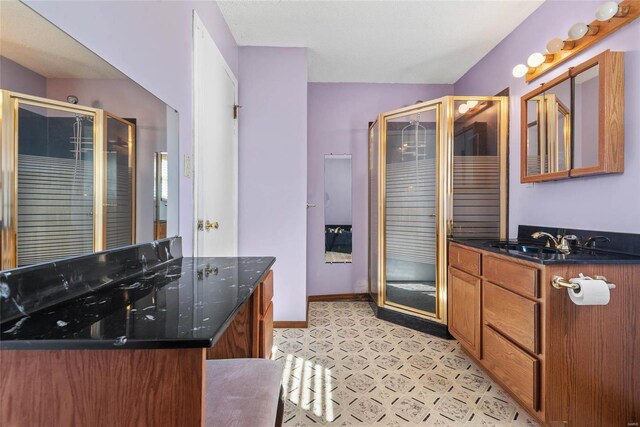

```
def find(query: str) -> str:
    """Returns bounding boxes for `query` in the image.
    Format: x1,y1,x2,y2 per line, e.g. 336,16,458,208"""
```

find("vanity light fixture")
512,0,638,83
466,100,478,108
458,103,470,114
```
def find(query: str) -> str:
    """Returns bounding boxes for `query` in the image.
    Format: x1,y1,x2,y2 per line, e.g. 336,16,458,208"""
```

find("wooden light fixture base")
525,0,639,83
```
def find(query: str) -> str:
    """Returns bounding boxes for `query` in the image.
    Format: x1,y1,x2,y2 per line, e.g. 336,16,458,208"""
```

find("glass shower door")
383,105,439,316
15,100,96,266
451,98,507,240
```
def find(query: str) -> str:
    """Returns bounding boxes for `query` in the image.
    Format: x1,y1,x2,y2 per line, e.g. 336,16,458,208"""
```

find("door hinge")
233,104,242,119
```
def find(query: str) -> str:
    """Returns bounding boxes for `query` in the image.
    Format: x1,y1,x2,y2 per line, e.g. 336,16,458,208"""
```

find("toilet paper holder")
551,275,616,291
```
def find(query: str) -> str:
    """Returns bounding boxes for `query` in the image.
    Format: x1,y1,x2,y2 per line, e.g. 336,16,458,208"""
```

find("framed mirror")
0,1,180,269
522,75,571,182
521,50,623,183
525,95,545,176
324,154,352,263
573,64,601,172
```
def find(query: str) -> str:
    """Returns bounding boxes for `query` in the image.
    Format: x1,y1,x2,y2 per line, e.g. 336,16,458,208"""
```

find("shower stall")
0,91,135,269
369,96,508,328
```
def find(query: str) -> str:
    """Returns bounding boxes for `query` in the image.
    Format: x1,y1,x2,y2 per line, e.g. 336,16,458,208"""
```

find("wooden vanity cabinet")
447,242,640,426
207,270,274,360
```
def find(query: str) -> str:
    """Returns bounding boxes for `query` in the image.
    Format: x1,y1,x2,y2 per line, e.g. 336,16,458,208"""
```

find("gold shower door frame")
373,96,508,324
0,90,136,270
105,112,137,248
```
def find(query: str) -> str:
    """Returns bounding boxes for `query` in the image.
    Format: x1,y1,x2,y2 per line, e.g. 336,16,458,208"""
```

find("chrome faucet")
531,231,577,254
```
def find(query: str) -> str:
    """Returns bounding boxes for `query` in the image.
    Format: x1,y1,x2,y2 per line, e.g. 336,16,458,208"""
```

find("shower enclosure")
1,91,135,269
369,96,508,326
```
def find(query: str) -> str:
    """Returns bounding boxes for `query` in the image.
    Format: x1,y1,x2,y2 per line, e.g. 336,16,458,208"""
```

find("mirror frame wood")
520,50,624,183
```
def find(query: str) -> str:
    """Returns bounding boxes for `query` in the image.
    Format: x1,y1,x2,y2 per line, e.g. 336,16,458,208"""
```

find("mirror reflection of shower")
71,114,94,195
154,152,169,240
15,102,96,266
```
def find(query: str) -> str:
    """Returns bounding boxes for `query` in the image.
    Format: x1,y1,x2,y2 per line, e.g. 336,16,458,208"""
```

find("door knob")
205,220,219,231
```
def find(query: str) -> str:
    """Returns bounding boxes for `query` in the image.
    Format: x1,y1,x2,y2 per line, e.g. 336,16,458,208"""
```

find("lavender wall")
238,47,308,322
26,0,240,255
455,1,640,235
0,56,47,96
307,83,453,296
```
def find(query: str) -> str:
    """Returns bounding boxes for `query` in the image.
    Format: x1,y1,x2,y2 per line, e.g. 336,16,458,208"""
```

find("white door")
193,12,238,257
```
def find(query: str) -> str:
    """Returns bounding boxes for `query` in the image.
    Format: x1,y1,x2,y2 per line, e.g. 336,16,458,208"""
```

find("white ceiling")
218,0,544,84
0,0,126,79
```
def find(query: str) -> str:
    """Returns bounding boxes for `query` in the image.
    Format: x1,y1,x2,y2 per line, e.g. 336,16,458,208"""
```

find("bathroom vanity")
447,226,640,426
0,237,275,426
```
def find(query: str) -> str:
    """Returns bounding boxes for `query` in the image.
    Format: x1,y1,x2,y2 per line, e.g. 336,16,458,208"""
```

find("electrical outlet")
184,155,192,178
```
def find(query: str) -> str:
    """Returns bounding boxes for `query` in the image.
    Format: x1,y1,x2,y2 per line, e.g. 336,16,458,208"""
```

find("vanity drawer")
483,325,539,411
260,301,274,359
483,256,538,298
449,244,481,275
483,281,539,354
261,270,274,315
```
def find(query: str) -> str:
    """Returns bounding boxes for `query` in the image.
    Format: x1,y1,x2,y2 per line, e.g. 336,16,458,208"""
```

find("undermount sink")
491,243,561,254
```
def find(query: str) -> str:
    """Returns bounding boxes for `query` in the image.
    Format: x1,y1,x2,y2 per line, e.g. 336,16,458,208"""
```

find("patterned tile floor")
272,301,539,426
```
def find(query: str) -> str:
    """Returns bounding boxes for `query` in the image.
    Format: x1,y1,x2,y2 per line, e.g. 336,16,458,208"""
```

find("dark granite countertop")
0,256,275,350
449,239,640,265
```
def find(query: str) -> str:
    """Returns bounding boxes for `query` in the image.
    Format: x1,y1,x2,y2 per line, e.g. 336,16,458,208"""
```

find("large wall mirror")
324,154,352,263
0,1,180,269
521,50,623,183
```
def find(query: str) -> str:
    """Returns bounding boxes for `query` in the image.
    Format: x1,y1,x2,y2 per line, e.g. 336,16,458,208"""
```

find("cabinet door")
448,267,481,358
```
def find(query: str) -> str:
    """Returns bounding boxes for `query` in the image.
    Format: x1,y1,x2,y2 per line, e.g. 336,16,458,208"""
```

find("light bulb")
568,22,597,40
466,100,478,108
546,38,565,54
596,1,619,21
527,52,545,67
512,64,528,78
458,104,469,114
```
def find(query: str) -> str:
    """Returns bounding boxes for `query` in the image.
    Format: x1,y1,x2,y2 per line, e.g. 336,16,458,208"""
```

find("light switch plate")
184,155,192,178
